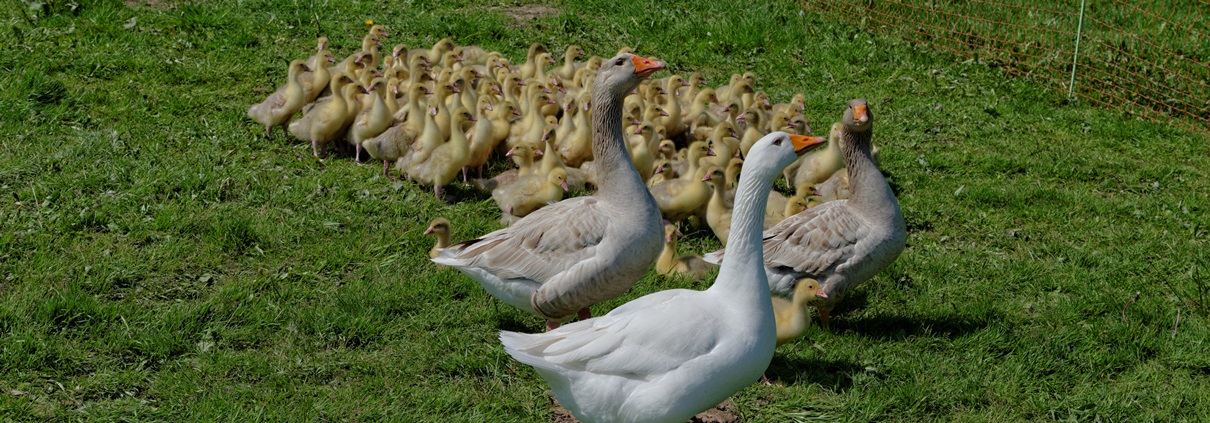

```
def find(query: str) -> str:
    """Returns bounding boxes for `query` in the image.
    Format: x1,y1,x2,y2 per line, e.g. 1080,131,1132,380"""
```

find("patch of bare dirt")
492,4,561,27
690,400,740,423
124,0,183,10
549,396,740,423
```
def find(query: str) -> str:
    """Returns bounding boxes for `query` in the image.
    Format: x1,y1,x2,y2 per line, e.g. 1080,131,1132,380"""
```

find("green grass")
805,0,1210,134
2,0,1208,421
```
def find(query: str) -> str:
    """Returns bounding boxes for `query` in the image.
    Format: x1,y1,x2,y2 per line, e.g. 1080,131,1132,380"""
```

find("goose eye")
773,139,782,146
615,59,625,66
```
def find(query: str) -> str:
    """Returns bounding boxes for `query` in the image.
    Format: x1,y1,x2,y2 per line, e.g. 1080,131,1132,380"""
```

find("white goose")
500,132,825,423
433,54,667,330
706,99,906,327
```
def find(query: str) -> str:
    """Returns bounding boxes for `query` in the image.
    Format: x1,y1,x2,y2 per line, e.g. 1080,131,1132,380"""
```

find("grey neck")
591,85,646,200
842,129,893,212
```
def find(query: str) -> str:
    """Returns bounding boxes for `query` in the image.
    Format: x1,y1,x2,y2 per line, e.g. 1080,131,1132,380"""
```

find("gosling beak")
701,172,713,182
789,134,827,156
630,55,666,78
560,181,569,192
815,288,828,299
486,103,493,111
853,104,869,124
423,227,435,235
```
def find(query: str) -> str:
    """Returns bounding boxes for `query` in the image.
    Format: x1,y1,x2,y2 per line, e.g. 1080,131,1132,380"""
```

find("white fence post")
1068,0,1087,98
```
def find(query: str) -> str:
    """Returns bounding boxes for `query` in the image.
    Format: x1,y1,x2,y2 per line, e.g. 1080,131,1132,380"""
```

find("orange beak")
789,134,827,156
630,55,666,78
853,104,869,123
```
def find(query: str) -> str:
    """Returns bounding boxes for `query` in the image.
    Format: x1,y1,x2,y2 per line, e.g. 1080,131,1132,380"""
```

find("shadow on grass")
836,309,997,340
765,356,867,392
443,181,492,204
492,309,541,334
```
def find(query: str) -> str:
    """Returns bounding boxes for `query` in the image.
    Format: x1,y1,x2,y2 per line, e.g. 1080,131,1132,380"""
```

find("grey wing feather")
442,197,609,282
762,200,864,276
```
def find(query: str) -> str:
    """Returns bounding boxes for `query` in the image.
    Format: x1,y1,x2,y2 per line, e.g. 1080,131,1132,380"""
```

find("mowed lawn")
1,0,1208,421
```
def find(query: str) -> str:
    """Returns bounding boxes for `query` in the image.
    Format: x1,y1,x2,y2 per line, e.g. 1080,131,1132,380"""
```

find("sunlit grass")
0,0,1207,421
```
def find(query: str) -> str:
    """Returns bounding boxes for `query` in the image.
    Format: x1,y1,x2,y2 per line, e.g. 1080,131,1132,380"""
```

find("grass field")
2,0,1208,421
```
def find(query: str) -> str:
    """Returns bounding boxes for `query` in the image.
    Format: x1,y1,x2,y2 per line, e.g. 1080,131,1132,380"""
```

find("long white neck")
709,158,776,305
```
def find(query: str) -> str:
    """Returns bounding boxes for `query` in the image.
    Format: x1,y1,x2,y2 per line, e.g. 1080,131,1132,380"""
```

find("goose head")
548,167,570,192
289,59,311,76
367,24,388,39
746,132,828,174
594,53,666,96
391,44,408,59
424,217,450,236
741,71,756,86
563,44,586,61
657,140,676,160
527,42,548,57
753,91,772,109
452,107,476,129
651,159,671,178
686,141,715,162
663,222,680,244
584,56,603,72
665,75,686,94
794,278,828,304
707,166,726,188
432,37,455,54
842,98,872,133
788,115,811,135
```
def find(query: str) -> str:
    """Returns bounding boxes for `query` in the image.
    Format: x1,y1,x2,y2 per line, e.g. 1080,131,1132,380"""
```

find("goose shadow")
427,180,489,204
833,309,998,340
493,312,538,333
763,356,868,392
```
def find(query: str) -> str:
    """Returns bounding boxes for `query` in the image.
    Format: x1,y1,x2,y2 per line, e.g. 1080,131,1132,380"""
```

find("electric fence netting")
804,0,1210,134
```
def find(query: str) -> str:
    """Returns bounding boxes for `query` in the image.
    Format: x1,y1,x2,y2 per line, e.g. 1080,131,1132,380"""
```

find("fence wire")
805,0,1210,134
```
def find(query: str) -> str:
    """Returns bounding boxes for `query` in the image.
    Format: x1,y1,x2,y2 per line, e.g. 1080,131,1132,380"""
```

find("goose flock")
250,25,906,423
